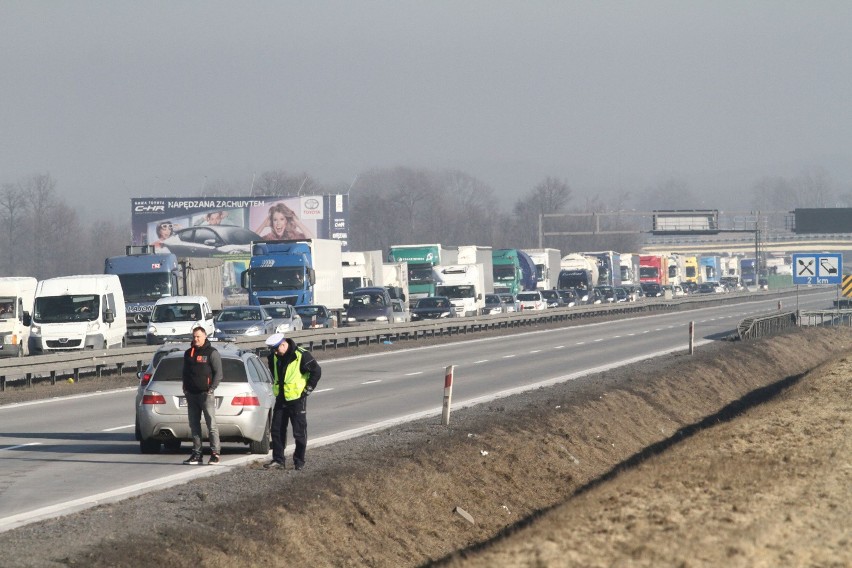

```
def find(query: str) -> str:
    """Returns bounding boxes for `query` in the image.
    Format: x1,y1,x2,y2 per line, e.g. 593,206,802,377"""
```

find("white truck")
619,253,639,286
435,263,490,317
341,250,385,300
558,253,599,297
524,248,562,290
0,276,37,358
29,274,127,354
382,261,409,304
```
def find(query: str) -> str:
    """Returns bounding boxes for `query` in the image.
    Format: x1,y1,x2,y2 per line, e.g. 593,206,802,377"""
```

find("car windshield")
150,303,202,323
295,306,323,317
436,285,475,299
417,298,449,309
265,305,294,318
153,357,248,383
217,308,262,322
350,293,386,307
116,273,172,302
250,267,305,291
541,290,559,300
517,293,539,301
485,295,500,305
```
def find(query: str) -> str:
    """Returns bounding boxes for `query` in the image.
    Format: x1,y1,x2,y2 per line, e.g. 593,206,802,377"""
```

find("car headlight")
346,317,356,322
245,325,262,335
440,311,451,318
30,325,41,336
375,316,388,322
215,327,222,334
148,324,157,334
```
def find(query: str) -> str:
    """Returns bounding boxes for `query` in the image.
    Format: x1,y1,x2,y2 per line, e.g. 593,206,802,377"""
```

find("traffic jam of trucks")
4,232,795,355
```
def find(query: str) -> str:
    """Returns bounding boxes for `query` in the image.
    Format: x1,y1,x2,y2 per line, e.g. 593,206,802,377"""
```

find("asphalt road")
0,290,835,531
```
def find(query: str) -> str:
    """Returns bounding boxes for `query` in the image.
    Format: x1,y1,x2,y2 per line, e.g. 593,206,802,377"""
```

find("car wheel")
249,413,272,454
140,438,162,454
163,439,182,452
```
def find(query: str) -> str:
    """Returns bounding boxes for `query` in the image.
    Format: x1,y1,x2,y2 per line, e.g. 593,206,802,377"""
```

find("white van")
29,274,127,353
146,295,215,345
0,276,37,358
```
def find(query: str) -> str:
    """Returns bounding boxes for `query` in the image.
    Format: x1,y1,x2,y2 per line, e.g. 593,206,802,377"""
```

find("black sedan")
410,296,456,320
294,305,335,329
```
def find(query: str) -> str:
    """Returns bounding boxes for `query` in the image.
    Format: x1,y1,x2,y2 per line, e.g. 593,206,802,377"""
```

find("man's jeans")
186,391,220,454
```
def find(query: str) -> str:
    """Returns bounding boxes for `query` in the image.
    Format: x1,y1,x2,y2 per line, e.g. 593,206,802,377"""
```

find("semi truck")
684,256,700,283
492,249,537,295
667,254,683,286
435,263,490,317
558,253,599,298
699,256,721,283
524,248,562,290
387,244,458,305
0,276,37,357
382,261,409,303
639,254,668,285
104,246,228,340
582,251,622,287
341,250,384,300
619,253,639,286
241,239,344,311
740,258,757,286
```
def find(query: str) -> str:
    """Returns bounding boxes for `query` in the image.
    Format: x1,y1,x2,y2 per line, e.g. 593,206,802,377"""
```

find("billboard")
794,208,852,234
652,210,719,235
131,195,350,304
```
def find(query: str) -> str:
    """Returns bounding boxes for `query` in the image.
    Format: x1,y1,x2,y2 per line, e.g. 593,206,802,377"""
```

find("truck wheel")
249,414,272,454
140,438,162,454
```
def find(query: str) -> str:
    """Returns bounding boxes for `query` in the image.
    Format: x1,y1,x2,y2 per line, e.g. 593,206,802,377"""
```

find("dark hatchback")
410,296,456,320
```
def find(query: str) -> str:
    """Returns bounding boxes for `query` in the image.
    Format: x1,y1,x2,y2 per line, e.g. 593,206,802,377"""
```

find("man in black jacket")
182,326,223,465
263,332,321,470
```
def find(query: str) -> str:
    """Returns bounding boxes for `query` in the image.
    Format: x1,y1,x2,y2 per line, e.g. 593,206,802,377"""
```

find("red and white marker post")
442,365,455,426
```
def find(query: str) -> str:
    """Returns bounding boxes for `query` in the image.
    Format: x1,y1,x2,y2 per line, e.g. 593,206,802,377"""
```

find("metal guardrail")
737,311,798,340
799,309,852,328
0,287,822,391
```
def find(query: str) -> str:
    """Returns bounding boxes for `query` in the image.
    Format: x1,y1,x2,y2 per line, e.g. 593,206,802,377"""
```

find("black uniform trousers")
271,395,308,466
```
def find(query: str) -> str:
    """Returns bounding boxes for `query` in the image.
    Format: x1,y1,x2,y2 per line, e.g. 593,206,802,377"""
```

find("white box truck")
435,263,489,317
342,250,385,300
524,248,562,290
0,276,37,357
29,274,127,353
382,261,409,303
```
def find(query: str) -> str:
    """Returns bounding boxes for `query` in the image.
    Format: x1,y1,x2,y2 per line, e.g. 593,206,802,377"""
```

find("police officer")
263,332,322,470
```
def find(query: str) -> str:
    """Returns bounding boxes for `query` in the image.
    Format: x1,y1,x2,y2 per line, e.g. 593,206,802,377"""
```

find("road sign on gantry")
792,253,842,285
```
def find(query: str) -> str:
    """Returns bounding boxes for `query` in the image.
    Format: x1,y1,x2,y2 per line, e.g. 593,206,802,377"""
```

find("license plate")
179,397,187,407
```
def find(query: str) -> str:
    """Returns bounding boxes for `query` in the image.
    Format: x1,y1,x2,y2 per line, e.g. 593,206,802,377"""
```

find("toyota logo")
304,198,320,210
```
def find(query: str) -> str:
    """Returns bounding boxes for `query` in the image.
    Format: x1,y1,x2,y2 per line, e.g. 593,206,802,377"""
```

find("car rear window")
152,357,248,383
517,293,540,301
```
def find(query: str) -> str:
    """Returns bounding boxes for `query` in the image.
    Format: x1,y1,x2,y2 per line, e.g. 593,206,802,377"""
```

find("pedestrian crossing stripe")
843,275,852,298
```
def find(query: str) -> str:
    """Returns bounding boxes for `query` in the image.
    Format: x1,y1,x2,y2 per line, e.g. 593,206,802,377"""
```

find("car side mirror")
104,309,115,324
22,312,31,326
477,293,482,300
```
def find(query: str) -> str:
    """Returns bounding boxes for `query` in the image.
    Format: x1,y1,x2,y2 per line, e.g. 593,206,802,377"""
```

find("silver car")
136,343,274,454
263,304,305,333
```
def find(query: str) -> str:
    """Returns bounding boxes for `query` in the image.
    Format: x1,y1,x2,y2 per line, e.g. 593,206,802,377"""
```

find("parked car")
159,225,261,257
517,290,546,311
136,342,273,454
344,287,394,325
483,293,505,315
640,282,663,297
557,289,577,307
263,304,305,333
497,292,519,312
390,299,410,323
410,296,456,320
539,289,564,308
294,304,334,329
214,305,277,338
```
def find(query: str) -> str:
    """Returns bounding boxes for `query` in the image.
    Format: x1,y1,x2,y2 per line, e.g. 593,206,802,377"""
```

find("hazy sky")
2,1,850,217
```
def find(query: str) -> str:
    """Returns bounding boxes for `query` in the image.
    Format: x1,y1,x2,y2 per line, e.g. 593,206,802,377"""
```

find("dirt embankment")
1,327,850,567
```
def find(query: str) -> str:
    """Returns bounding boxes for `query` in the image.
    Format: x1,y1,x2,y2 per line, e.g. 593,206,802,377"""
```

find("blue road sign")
792,253,842,285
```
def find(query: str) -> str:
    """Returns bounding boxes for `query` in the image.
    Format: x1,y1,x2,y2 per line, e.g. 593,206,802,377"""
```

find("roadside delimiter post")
441,365,455,426
689,321,694,355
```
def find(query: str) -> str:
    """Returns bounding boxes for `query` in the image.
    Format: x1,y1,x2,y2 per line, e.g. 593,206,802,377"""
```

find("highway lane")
0,290,835,530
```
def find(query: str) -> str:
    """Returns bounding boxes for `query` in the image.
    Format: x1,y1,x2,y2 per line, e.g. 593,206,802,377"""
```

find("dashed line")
361,380,382,385
628,333,635,336
404,371,423,376
576,341,585,345
554,345,565,349
313,388,334,394
642,330,650,334
0,443,42,452
593,338,603,342
102,424,133,432
502,354,516,359
612,335,621,339
473,360,488,364
529,350,541,354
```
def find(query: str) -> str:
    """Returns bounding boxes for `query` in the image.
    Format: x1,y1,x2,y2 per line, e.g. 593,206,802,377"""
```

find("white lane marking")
529,350,541,354
502,354,516,359
628,333,635,336
0,387,137,411
554,345,565,349
0,443,42,452
313,388,334,394
473,360,488,364
612,335,621,339
102,424,134,432
593,338,603,342
361,380,382,385
642,330,650,334
576,341,585,345
655,328,663,331
404,372,422,376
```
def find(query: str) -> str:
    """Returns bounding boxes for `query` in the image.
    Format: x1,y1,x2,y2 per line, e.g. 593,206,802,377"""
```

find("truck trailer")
387,244,458,305
524,248,562,290
341,250,384,300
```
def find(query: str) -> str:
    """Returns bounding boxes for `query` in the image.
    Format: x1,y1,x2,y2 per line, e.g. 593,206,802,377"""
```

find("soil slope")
0,327,849,567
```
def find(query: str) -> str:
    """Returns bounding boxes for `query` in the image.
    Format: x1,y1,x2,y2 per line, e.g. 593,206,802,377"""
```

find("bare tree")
250,170,322,196
0,183,29,274
21,173,58,278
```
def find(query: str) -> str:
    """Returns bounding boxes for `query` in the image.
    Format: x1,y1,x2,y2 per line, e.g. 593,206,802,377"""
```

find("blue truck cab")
104,247,180,340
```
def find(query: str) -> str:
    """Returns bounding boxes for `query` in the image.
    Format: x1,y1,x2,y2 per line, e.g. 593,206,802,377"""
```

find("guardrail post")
689,321,694,355
1,376,5,392
441,365,455,426
116,363,124,376
50,370,56,385
26,372,32,388
74,368,80,382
